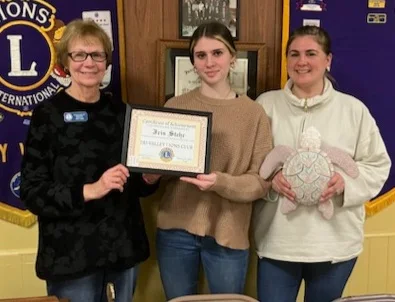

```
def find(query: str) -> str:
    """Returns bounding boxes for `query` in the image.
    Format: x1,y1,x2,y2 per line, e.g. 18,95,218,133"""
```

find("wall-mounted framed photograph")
157,39,267,106
179,0,240,39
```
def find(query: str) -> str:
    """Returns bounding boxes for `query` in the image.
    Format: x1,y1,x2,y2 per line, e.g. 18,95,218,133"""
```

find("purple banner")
287,0,394,199
0,0,124,225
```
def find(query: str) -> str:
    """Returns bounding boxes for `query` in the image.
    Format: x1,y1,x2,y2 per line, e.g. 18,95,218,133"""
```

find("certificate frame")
122,105,212,176
157,39,266,106
179,0,240,40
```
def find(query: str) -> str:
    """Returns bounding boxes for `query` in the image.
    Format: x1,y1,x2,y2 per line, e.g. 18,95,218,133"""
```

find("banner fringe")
0,202,37,228
281,0,290,88
365,188,395,217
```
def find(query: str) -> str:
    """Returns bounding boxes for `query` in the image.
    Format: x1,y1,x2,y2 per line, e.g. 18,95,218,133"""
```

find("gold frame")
157,39,267,106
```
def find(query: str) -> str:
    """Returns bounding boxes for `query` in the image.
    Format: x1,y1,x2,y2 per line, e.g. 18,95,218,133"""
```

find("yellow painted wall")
0,221,44,298
1,198,395,301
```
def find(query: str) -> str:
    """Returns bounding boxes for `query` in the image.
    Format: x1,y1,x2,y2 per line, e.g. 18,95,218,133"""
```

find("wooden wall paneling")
123,0,164,105
163,0,179,39
240,1,267,43
240,0,282,91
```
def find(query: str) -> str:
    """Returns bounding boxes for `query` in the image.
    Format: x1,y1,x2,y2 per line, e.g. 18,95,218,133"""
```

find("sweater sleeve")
20,107,85,218
339,113,391,207
210,112,273,203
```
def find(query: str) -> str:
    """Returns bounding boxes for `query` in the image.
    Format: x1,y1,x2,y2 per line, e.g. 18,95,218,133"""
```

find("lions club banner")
282,0,395,215
0,0,126,227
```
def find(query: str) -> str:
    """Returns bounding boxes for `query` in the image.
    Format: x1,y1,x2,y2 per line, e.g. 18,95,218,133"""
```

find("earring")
193,67,197,74
230,61,235,70
326,66,330,72
64,67,69,74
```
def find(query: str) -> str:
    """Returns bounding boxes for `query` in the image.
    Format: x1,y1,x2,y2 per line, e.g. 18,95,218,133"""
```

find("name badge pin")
63,111,89,123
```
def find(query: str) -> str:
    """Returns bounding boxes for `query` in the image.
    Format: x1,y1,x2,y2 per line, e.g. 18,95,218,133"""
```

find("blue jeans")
156,228,249,300
47,266,138,302
257,257,357,302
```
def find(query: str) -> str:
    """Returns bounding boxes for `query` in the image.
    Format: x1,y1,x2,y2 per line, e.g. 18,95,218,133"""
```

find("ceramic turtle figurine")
260,127,359,219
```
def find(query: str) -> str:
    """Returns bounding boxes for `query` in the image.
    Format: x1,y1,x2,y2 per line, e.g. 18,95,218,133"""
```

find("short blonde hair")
56,19,112,69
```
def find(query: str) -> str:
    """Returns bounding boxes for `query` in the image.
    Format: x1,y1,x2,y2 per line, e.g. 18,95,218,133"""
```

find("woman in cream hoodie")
254,25,391,302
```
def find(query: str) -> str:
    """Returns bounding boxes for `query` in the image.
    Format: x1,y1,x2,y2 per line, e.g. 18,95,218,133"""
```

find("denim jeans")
156,228,249,300
46,266,138,302
257,257,357,302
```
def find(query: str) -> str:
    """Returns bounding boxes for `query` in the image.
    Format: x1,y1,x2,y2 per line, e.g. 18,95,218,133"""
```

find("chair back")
0,297,68,302
167,293,259,302
332,294,395,301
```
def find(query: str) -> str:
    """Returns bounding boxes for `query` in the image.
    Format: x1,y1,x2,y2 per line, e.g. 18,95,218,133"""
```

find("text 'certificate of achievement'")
122,105,212,176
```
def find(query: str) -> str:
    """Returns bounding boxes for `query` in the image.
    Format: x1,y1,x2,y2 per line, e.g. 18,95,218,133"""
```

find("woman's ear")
230,56,237,69
326,53,333,70
230,60,235,69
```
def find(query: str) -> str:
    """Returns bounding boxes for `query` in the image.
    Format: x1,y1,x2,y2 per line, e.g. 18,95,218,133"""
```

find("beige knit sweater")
157,88,272,249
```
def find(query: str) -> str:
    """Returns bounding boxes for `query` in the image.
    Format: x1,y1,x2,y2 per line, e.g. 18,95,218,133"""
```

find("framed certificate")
174,56,248,97
122,105,212,176
174,56,201,96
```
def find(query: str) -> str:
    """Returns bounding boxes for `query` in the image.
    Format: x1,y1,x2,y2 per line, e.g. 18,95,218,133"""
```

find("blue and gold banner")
282,0,395,215
0,0,126,227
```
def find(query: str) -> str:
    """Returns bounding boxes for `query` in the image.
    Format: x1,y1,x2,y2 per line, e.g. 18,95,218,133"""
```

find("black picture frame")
179,0,240,39
157,40,267,105
122,104,212,177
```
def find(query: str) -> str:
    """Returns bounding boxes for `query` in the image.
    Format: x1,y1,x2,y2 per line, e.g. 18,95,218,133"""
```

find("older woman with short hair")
20,19,158,302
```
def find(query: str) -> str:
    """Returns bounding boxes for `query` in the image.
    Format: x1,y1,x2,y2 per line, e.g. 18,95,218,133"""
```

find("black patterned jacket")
21,90,158,281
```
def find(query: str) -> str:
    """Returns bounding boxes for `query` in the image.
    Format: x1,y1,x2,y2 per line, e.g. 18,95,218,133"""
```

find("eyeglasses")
68,51,107,62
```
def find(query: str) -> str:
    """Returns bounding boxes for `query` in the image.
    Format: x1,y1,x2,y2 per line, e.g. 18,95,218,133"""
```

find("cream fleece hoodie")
254,79,391,262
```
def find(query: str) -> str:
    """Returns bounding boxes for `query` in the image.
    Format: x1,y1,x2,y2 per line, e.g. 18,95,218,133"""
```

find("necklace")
200,87,234,99
222,88,234,99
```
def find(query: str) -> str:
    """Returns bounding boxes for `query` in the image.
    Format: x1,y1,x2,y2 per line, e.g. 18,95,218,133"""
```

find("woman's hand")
320,172,345,203
84,164,130,202
272,170,296,201
180,173,217,191
142,173,162,185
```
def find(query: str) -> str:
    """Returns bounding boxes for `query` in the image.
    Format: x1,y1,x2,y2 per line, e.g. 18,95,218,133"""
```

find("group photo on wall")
179,0,239,38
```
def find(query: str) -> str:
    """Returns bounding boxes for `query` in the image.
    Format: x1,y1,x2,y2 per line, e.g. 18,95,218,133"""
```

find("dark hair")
188,21,236,65
286,25,331,55
56,19,112,69
286,25,335,83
